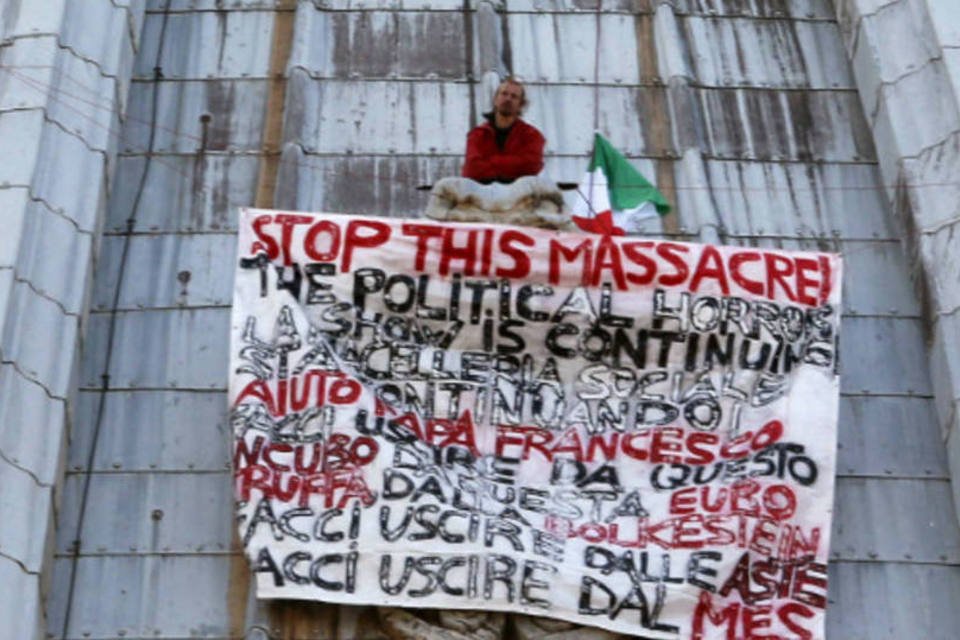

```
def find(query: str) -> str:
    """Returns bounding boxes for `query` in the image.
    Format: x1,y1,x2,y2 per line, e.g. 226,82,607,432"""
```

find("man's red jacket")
461,118,545,183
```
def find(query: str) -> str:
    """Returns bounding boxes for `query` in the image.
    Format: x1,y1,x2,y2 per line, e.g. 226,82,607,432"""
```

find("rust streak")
635,13,679,233
254,0,298,209
234,1,297,636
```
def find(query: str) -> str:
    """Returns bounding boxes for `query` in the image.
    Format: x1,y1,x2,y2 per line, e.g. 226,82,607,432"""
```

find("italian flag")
572,133,670,235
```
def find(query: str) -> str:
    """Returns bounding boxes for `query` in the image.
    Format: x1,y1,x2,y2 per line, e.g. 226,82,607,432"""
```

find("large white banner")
230,209,842,638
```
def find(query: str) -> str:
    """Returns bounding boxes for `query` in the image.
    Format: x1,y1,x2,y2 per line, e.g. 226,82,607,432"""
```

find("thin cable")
58,3,172,638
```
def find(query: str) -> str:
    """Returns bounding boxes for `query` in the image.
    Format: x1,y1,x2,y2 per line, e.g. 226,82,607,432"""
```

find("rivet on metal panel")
151,509,164,521
112,462,122,469
868,551,878,559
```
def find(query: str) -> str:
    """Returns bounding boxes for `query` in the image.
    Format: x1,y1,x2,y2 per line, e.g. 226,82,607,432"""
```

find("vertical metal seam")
592,0,602,132
463,0,476,126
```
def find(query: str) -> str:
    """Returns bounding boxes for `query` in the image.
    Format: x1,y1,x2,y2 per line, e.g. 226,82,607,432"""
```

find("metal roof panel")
56,472,233,555
0,365,66,485
0,461,51,572
92,233,236,311
80,308,230,391
49,555,239,639
2,283,77,398
275,150,462,217
123,78,268,153
832,477,960,563
676,160,893,239
680,16,853,88
291,10,468,80
136,10,275,80
106,154,258,233
838,396,948,477
69,390,230,473
670,0,835,19
287,74,471,155
838,316,932,396
506,14,641,84
826,562,960,640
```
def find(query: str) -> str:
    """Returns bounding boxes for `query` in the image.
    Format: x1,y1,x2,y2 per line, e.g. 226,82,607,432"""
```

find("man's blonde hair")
494,76,529,112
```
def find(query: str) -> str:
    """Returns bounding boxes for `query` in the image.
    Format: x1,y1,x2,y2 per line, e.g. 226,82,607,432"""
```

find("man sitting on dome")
461,77,545,184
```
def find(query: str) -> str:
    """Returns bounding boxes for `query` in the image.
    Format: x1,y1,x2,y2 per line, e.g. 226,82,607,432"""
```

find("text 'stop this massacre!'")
229,209,842,639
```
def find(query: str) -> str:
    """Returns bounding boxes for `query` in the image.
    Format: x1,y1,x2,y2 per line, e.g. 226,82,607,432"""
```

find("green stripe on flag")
590,133,671,215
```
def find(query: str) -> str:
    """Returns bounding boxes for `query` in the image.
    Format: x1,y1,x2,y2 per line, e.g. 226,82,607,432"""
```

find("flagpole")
587,133,597,218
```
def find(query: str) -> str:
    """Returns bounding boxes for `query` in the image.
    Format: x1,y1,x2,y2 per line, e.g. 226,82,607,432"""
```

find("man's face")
494,82,524,118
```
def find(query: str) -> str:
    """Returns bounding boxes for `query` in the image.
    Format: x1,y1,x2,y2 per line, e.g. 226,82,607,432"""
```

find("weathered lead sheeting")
3,284,78,397
669,0,835,18
838,317,932,395
506,14,642,84
0,111,108,229
123,78,269,153
146,0,276,10
286,74,471,154
826,563,960,640
7,199,93,315
56,472,234,554
0,362,66,480
535,85,873,158
49,555,245,639
838,396,948,477
833,478,960,562
69,390,230,472
275,150,463,215
291,10,468,79
80,308,231,390
106,154,260,232
679,16,853,88
675,160,891,238
92,234,236,310
136,10,276,79
871,62,960,165
0,38,123,147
